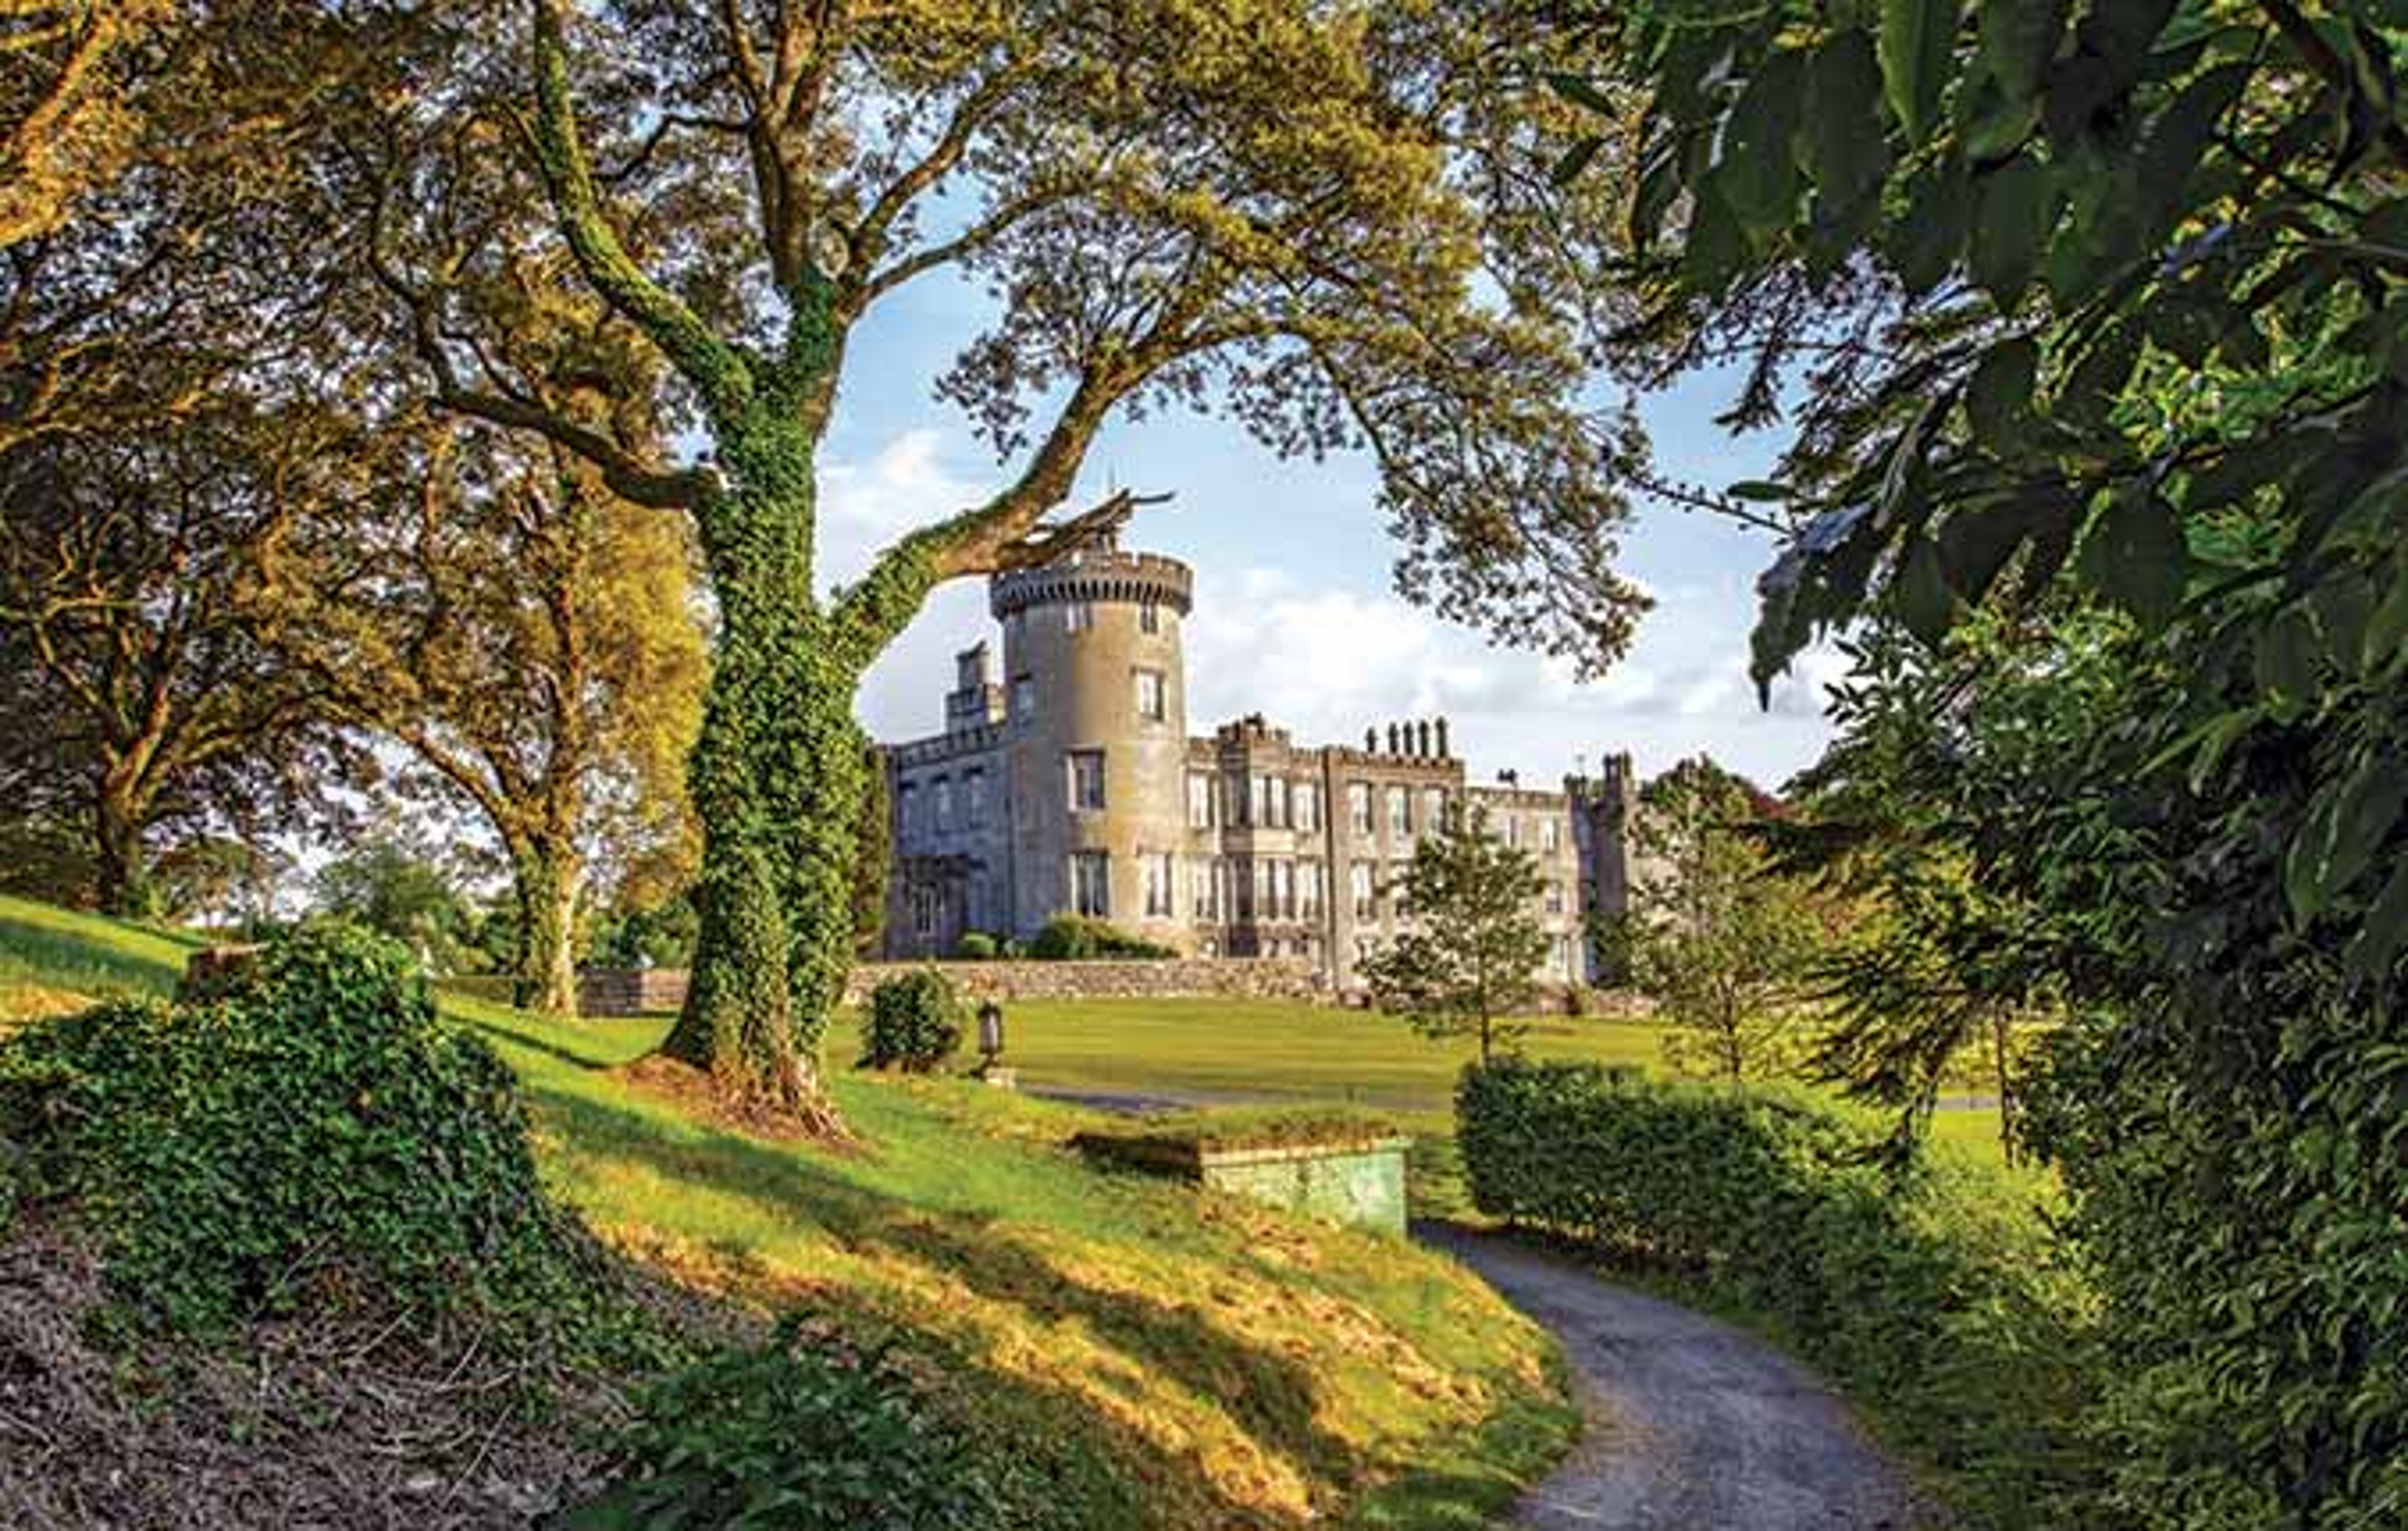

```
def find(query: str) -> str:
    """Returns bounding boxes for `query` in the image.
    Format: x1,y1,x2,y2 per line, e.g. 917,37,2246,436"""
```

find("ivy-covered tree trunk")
657,397,865,1129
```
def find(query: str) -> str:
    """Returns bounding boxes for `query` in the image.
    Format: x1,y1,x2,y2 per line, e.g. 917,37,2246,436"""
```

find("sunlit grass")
0,898,1575,1530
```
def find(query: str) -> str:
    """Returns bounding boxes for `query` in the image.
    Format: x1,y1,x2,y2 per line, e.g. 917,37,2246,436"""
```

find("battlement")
990,550,1195,620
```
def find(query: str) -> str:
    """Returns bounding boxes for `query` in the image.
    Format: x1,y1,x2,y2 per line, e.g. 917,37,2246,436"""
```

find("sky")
817,270,1844,796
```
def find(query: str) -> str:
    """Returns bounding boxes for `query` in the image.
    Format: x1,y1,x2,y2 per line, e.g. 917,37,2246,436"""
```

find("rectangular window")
965,770,986,826
1190,858,1219,919
1423,787,1447,834
932,777,953,830
1067,750,1106,811
1011,675,1035,720
1272,860,1294,918
1545,881,1566,915
911,886,939,937
1144,853,1175,918
1252,860,1272,920
1299,861,1325,918
1069,852,1109,917
1348,782,1373,834
897,784,919,837
1295,781,1320,833
1186,773,1215,829
1139,600,1161,634
1065,601,1094,633
1134,668,1166,722
1540,818,1562,853
1386,785,1410,838
1225,774,1248,826
1251,774,1289,829
1351,861,1376,920
1552,934,1573,974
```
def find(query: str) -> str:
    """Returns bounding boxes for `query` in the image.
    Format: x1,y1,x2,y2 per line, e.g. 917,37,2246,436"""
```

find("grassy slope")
0,896,1573,1530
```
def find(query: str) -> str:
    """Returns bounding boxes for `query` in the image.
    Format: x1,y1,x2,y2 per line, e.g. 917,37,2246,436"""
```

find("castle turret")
991,538,1195,947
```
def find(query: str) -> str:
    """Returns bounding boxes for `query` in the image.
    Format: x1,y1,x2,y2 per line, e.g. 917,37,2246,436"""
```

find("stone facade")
880,534,1642,990
576,967,690,1017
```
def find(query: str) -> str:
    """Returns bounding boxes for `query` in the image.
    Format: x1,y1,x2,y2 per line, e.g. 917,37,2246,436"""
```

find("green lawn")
0,896,1575,1530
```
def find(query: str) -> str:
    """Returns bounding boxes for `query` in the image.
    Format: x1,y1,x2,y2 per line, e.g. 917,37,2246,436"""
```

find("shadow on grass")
0,916,189,1000
528,1080,1381,1527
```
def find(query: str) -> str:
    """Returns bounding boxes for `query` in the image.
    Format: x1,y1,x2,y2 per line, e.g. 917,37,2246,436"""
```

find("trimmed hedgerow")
0,924,612,1342
857,969,966,1073
1457,1059,2101,1528
1025,916,1174,960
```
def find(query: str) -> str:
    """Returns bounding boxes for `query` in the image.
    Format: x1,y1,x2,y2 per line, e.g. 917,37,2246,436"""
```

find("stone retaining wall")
574,957,1324,1017
576,967,690,1017
840,957,1322,1008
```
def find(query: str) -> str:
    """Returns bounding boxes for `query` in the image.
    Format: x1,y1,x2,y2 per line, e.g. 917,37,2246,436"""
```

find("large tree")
372,0,1644,1119
1539,4,2408,1520
0,410,360,913
275,425,705,1016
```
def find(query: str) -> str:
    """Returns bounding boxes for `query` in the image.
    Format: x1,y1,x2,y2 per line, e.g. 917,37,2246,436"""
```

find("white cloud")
817,428,992,590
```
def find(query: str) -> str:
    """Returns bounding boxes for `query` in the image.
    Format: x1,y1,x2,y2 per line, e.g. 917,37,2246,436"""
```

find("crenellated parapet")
990,550,1194,620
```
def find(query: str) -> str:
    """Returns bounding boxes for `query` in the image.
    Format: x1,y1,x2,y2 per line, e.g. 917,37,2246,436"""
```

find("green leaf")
1895,533,1954,644
1976,0,2069,101
2363,558,2408,673
2256,607,2321,706
1938,490,2054,606
1970,154,2054,307
1881,152,1972,295
1879,0,1961,145
1718,48,1807,233
1800,32,1892,203
2079,488,2187,628
1965,337,2039,449
2323,751,2407,903
1551,135,1604,186
2345,860,2408,979
1681,175,1751,295
1545,72,1616,117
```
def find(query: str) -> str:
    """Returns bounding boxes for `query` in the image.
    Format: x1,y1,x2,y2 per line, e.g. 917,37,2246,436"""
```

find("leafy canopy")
1362,806,1551,1064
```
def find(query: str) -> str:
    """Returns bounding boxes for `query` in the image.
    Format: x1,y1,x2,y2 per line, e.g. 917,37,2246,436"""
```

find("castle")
877,536,1639,989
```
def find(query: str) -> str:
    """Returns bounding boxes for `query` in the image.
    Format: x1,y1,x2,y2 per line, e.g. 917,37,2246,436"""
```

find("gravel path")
1420,1225,1941,1530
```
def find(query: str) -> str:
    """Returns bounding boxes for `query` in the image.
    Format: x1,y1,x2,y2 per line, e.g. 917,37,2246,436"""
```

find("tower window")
1134,668,1166,721
965,769,986,826
932,777,953,830
1069,852,1110,917
1065,601,1094,633
1011,675,1035,720
1067,750,1106,811
1139,600,1161,634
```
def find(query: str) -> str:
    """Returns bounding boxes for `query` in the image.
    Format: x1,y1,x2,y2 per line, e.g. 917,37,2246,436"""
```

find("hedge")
1456,1058,2102,1528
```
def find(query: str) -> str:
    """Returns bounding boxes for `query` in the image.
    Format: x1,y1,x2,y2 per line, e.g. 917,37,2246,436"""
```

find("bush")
951,930,1000,961
0,923,608,1340
1025,916,1173,961
858,969,964,1073
1457,1059,2101,1527
566,1316,1011,1531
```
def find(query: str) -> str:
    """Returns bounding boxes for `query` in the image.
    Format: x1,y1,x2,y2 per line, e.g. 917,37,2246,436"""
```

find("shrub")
951,930,999,961
0,923,608,1340
1025,916,1173,960
1457,1059,2101,1527
858,969,964,1073
565,1316,1011,1531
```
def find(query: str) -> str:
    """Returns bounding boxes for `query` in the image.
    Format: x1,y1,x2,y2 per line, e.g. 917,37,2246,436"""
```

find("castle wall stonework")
875,535,1640,989
840,957,1319,1008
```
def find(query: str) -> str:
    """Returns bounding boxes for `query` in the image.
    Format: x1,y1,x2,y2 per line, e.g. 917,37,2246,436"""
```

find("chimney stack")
1415,720,1432,758
1435,717,1450,758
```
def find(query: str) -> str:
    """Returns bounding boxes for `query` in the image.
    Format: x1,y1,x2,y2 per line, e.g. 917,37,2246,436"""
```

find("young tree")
1610,759,1824,1082
371,0,1647,1120
1362,808,1550,1065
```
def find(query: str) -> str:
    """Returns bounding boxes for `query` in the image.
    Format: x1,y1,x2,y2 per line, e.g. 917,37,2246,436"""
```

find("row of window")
898,770,990,835
1062,851,1570,926
1006,599,1167,640
1000,666,1170,728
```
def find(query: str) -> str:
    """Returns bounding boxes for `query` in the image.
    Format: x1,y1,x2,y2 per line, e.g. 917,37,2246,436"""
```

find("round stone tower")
991,539,1194,950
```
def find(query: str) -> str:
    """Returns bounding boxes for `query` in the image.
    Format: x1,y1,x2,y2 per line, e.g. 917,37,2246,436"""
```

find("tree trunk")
511,840,584,1017
657,404,860,1132
92,775,152,917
